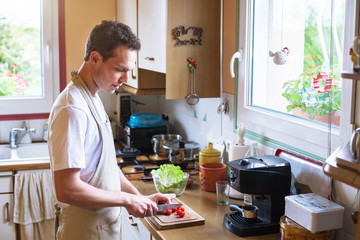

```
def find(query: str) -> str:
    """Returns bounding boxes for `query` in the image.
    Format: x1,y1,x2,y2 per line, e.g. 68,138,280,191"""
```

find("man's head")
84,20,141,62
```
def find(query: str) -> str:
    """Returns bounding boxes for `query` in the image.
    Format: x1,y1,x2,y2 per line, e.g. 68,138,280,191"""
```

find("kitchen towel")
13,170,56,224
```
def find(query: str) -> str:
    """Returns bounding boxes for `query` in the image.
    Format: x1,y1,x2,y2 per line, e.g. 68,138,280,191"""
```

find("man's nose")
121,72,129,83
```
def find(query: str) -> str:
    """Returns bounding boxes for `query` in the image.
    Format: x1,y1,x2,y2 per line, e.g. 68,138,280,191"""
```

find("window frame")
0,0,64,120
236,0,356,160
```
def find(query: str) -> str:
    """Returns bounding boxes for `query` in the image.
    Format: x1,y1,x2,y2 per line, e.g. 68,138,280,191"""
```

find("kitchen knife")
157,203,182,212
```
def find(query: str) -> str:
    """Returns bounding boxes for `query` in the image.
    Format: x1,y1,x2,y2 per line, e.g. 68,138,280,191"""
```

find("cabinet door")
138,0,167,73
117,0,139,88
0,194,16,240
121,208,151,240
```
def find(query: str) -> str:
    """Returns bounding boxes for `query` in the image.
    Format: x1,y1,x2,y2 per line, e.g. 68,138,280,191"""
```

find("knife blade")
157,203,182,212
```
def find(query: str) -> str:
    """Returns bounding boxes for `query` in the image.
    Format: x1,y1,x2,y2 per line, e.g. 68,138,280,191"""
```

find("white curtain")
13,170,56,240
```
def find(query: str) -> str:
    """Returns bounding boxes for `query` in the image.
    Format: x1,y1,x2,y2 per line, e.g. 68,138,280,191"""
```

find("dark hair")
84,20,141,62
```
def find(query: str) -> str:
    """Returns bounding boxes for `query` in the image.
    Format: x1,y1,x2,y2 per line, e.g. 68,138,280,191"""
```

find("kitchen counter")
131,177,280,240
0,160,49,171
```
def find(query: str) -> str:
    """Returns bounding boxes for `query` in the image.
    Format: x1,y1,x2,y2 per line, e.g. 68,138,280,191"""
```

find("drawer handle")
131,69,136,79
144,57,155,61
127,216,138,226
5,202,10,222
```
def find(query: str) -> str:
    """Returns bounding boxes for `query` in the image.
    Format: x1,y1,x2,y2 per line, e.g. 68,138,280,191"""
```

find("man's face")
92,45,137,94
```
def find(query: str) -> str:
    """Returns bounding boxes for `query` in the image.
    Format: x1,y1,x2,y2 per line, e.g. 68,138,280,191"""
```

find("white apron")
56,72,121,240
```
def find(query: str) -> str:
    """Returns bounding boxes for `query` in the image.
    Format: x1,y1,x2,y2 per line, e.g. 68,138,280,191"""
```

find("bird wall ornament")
269,47,290,65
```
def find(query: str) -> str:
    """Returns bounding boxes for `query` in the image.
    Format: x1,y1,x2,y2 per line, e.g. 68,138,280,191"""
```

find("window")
0,0,59,115
236,0,356,159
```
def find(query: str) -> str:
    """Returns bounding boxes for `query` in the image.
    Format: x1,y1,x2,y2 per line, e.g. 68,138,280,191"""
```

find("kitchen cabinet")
138,0,167,74
117,0,166,95
222,0,236,94
121,207,152,240
117,0,220,98
0,172,16,240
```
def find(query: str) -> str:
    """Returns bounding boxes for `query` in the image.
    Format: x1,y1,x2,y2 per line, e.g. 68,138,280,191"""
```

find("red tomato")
177,210,185,218
166,209,172,215
178,206,185,212
172,208,177,213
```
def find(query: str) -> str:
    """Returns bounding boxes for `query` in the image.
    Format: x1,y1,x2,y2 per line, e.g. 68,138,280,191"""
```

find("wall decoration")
173,26,203,46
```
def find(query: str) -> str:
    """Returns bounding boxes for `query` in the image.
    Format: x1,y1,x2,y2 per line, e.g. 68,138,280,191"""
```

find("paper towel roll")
229,143,250,161
227,143,250,200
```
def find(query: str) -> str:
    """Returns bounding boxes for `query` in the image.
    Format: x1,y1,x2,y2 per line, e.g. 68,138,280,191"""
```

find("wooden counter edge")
0,162,50,171
141,218,166,240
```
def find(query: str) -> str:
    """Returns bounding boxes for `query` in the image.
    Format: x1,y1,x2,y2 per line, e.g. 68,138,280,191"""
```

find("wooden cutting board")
147,198,205,230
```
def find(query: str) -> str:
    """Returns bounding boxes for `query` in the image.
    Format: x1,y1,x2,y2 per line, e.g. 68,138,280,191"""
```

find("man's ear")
90,51,102,64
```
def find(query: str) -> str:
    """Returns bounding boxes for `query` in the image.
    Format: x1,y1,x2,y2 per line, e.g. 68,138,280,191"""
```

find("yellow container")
280,216,335,240
199,142,221,178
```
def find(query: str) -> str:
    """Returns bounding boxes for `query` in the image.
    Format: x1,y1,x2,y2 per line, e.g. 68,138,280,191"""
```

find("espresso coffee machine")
224,155,291,237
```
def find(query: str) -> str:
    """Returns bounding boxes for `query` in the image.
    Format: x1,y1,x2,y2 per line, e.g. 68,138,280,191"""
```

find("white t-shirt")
48,81,104,183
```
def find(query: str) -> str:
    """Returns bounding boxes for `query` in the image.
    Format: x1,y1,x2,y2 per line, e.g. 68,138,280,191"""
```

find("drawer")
121,207,151,240
0,172,13,193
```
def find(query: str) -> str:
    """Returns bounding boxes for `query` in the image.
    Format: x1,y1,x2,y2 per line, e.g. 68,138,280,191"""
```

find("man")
48,20,170,239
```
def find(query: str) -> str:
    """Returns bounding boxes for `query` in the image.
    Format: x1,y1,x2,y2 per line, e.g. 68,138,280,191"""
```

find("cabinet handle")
5,202,10,222
144,57,155,61
127,215,138,226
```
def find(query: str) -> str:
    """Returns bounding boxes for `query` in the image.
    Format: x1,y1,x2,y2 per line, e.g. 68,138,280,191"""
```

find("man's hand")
124,193,171,218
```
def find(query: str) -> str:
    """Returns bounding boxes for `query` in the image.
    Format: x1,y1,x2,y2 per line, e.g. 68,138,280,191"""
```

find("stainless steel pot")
350,128,360,163
163,140,200,162
151,134,182,157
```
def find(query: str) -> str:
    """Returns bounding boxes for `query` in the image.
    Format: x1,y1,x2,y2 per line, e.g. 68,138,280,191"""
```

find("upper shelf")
341,70,360,80
323,147,360,189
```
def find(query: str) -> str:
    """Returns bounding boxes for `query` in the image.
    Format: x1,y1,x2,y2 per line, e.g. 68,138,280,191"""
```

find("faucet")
9,127,36,149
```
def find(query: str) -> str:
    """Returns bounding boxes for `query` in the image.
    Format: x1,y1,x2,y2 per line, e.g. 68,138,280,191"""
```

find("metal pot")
163,140,200,162
151,134,182,157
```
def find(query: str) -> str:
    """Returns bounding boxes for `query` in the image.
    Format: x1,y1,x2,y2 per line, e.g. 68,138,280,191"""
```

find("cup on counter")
216,181,230,205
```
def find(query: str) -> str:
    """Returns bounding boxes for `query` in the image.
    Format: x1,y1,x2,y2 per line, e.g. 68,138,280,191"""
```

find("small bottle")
43,121,48,141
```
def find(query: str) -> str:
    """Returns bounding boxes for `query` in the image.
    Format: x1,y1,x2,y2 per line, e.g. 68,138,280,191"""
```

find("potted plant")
282,66,341,126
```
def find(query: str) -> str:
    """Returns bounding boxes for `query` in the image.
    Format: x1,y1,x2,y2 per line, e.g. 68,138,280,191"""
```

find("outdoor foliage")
282,66,341,120
282,4,343,121
0,17,41,97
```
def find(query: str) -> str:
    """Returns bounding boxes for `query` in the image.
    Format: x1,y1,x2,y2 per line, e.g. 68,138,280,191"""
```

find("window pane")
0,0,42,98
249,0,345,127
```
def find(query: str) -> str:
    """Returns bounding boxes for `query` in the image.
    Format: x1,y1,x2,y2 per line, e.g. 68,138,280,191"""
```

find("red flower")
12,63,18,68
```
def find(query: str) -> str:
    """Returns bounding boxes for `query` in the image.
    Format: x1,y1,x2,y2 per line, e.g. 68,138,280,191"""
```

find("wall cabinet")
117,0,166,95
117,0,220,99
0,172,16,240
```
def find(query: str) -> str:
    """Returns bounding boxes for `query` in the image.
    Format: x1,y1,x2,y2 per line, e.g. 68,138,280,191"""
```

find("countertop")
0,159,49,171
131,177,280,240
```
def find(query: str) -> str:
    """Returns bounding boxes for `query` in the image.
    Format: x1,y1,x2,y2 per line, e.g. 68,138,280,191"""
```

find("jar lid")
163,140,200,150
200,142,221,157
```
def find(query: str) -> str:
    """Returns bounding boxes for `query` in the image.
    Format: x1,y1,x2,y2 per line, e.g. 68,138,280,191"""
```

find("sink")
16,143,49,159
0,143,49,162
0,146,12,160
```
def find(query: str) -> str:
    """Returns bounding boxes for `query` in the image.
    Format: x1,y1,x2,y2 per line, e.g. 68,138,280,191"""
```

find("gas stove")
116,148,196,180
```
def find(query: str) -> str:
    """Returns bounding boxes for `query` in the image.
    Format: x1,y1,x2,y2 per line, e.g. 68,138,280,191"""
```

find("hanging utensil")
186,57,199,105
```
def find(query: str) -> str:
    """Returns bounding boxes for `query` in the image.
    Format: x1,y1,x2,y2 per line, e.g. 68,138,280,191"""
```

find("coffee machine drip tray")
223,212,279,237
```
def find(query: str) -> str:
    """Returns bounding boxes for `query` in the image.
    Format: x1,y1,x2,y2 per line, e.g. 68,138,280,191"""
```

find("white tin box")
285,193,344,233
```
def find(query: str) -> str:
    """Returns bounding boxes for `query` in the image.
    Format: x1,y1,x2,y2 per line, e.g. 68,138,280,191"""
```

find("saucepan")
151,134,182,157
163,140,200,162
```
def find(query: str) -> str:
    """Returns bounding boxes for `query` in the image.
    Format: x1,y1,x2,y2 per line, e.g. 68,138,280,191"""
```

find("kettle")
199,142,221,177
350,128,360,163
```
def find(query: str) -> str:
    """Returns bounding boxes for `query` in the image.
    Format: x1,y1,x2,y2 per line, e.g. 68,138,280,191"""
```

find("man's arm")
54,168,169,217
118,168,141,195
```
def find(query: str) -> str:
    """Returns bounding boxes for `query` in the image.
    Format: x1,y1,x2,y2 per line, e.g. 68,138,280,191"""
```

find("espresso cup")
230,204,258,222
